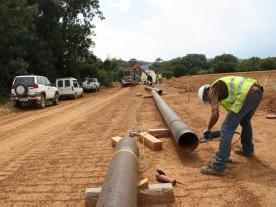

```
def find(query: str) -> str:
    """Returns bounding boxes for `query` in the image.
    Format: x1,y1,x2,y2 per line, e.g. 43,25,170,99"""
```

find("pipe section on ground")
150,89,199,150
145,86,163,95
96,137,139,207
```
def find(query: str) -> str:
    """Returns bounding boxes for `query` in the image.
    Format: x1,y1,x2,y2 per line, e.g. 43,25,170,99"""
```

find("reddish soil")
0,71,275,206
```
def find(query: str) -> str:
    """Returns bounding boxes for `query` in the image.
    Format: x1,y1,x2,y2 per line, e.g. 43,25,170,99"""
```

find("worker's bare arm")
207,94,219,131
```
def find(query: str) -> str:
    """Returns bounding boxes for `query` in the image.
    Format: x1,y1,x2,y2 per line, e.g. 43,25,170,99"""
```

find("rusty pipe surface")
144,86,163,95
151,89,199,150
96,137,139,207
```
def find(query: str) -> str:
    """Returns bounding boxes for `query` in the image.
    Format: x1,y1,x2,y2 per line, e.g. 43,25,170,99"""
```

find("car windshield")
14,77,34,87
86,78,96,82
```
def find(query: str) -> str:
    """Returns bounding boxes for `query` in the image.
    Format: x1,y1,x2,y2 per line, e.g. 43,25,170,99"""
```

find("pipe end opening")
178,132,199,150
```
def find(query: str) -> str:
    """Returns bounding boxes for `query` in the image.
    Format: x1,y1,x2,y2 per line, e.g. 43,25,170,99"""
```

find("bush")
162,70,174,79
173,65,188,77
197,68,214,75
260,57,276,70
0,87,10,103
97,70,114,86
237,57,261,72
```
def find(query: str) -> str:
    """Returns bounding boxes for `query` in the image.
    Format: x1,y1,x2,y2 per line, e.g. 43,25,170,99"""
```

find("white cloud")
108,0,131,13
94,0,276,61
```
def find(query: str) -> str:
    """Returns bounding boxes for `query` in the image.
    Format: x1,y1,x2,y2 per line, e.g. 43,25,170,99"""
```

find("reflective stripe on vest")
211,76,257,113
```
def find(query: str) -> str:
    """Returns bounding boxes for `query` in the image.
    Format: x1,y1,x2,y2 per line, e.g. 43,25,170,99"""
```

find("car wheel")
38,95,46,109
53,93,59,105
73,93,77,99
80,91,84,98
14,101,22,108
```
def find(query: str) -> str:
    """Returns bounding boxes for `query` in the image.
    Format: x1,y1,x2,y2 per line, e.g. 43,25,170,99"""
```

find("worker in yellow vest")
197,76,263,176
158,73,163,84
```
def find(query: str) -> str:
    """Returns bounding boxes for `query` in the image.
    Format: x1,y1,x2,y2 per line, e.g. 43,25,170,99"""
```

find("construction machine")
121,64,141,87
120,63,156,87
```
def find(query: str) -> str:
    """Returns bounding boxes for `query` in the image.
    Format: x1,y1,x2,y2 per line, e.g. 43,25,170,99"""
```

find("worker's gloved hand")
202,129,212,140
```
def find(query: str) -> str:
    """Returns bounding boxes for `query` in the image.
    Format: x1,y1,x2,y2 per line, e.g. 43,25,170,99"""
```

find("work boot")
200,166,225,176
235,149,253,158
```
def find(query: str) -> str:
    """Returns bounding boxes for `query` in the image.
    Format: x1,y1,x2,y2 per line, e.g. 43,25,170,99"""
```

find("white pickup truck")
82,78,100,92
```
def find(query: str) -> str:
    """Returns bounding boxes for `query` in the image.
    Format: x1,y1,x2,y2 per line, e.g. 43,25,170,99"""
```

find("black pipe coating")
151,89,199,150
96,137,139,207
144,86,163,95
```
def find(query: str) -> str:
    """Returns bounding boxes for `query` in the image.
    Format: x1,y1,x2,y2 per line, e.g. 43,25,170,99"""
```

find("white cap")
198,84,210,105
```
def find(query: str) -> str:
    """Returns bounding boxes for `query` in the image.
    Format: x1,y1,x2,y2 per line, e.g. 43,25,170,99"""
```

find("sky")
92,0,276,62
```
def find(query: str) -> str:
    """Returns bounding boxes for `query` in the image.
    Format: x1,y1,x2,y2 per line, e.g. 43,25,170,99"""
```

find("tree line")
150,54,276,79
1,1,276,101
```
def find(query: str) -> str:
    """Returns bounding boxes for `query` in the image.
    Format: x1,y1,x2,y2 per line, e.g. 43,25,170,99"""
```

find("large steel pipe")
96,137,139,207
145,86,163,95
151,89,199,150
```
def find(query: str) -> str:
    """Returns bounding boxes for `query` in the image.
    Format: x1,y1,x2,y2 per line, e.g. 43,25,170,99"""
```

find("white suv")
56,77,83,99
10,75,59,109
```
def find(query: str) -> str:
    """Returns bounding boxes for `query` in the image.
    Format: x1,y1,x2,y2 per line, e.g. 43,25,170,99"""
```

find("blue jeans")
212,88,263,172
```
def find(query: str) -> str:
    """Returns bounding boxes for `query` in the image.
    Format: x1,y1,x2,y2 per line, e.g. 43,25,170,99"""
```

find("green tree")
0,0,37,93
182,54,208,72
150,57,164,72
238,57,261,71
100,58,119,71
260,57,276,70
127,58,138,67
173,64,189,77
27,0,104,79
211,54,238,73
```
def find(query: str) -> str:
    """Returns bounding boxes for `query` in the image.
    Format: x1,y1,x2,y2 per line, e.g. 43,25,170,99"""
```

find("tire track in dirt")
0,87,121,139
0,88,129,182
0,86,150,206
0,76,275,206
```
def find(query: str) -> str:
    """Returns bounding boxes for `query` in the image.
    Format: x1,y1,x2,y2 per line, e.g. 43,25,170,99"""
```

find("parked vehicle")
56,77,83,99
82,78,100,92
10,75,59,109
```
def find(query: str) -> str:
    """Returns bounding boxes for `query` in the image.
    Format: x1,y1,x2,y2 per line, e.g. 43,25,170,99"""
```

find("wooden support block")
138,183,175,205
111,136,123,147
135,93,142,96
137,178,149,189
148,128,171,138
143,95,152,98
85,187,101,207
266,113,276,119
84,183,174,207
138,132,162,151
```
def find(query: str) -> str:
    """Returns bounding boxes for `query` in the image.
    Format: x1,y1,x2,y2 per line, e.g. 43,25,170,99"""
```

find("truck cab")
121,65,141,87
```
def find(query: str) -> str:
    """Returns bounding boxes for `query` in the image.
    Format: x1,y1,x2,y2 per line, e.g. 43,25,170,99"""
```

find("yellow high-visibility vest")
211,76,257,113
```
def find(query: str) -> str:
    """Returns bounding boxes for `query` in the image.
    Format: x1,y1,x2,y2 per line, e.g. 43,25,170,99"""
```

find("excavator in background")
121,64,157,87
121,64,141,87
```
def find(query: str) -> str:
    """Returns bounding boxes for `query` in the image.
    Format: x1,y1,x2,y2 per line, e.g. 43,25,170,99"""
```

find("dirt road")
0,71,276,206
0,86,143,206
